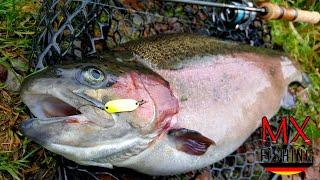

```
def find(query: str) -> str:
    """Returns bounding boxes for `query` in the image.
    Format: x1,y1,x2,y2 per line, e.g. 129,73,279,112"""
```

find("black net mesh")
32,0,272,68
30,0,302,179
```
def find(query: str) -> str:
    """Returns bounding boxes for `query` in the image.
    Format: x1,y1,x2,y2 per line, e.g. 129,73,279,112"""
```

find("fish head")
20,60,179,164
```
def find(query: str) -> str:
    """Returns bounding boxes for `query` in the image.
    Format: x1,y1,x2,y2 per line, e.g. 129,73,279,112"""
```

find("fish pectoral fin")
168,128,215,156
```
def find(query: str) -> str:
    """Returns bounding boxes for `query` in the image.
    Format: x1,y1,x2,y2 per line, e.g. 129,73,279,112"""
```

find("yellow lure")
104,99,140,113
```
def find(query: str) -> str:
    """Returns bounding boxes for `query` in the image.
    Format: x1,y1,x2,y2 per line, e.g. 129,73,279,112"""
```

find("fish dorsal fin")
168,128,215,156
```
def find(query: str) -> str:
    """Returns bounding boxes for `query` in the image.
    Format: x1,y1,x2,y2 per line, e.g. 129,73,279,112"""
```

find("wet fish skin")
20,34,307,175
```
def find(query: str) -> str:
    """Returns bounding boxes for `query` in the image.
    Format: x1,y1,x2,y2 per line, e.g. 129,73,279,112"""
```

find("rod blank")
165,0,266,13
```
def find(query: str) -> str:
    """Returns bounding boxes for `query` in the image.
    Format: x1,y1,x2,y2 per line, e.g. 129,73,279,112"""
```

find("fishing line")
71,0,255,32
70,0,264,40
76,103,101,111
65,165,120,180
166,0,266,13
73,0,194,25
34,0,271,68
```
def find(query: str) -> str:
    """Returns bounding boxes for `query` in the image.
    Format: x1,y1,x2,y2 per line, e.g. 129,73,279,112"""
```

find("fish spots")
212,73,233,103
101,95,111,104
105,80,117,88
180,95,188,102
123,34,283,70
269,66,276,77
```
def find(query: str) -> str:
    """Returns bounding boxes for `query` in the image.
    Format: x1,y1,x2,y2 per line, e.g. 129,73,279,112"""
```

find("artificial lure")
104,99,144,113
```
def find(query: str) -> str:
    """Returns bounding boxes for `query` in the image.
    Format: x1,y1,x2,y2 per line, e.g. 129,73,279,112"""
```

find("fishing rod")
166,0,320,24
166,0,266,13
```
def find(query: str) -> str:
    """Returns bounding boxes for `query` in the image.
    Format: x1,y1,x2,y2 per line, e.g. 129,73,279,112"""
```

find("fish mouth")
28,94,82,118
20,88,88,120
20,88,148,161
20,87,107,136
20,88,118,147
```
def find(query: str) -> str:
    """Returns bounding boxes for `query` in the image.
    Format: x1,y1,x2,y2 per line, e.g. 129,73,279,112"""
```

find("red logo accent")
261,116,311,145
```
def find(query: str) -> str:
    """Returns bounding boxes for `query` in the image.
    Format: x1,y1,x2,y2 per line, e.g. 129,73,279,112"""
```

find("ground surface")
0,0,319,179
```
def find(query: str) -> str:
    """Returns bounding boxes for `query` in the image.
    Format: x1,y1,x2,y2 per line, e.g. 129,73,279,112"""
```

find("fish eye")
83,67,105,84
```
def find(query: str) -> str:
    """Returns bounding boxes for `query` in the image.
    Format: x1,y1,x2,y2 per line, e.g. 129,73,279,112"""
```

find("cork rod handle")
258,2,320,24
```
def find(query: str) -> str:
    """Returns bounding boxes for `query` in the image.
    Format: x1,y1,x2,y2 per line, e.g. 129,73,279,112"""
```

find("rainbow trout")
20,34,309,175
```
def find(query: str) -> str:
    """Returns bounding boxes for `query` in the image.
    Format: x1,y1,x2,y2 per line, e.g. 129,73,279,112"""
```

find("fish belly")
115,53,287,175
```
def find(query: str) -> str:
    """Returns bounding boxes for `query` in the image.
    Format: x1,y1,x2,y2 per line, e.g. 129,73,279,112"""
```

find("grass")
0,0,57,179
0,0,38,69
0,140,38,180
0,0,319,179
269,0,320,143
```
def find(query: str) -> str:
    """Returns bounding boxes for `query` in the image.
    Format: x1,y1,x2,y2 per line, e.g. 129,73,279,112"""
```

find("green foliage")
0,0,43,179
0,139,38,180
270,0,320,141
0,0,39,73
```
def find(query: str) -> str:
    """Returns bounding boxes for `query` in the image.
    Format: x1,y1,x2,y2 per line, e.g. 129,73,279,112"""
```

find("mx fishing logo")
259,116,313,175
